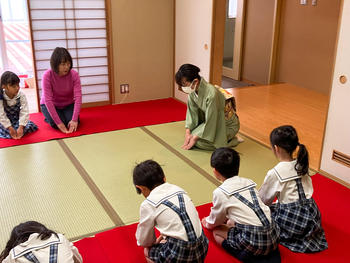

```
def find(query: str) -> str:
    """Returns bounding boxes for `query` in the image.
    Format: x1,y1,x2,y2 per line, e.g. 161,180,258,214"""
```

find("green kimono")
185,78,240,150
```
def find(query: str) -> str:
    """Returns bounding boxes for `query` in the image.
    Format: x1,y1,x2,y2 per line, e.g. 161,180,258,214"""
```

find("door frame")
222,0,245,80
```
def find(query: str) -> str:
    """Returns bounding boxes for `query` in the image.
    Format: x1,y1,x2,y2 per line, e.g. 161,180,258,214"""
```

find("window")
228,0,238,19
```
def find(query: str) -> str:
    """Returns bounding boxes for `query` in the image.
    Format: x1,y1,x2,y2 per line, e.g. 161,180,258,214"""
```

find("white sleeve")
258,170,282,205
19,92,29,126
0,100,12,128
135,203,156,247
205,190,227,229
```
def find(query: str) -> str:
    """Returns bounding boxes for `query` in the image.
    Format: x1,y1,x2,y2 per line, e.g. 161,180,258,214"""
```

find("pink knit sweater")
40,69,82,125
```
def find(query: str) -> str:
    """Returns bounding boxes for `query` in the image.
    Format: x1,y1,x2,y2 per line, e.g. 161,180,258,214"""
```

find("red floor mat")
0,98,186,148
74,174,349,262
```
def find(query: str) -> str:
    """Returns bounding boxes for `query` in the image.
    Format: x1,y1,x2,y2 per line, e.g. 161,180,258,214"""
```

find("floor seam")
57,139,124,227
140,126,220,187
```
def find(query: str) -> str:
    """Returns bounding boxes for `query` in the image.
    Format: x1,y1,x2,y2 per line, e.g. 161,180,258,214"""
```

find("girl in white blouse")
0,221,82,263
259,125,328,253
0,71,37,139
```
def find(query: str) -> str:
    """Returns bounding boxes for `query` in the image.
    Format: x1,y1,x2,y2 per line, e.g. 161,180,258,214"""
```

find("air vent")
332,150,350,168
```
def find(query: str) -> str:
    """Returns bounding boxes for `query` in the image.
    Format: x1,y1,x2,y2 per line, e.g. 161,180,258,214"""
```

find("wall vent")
332,150,350,168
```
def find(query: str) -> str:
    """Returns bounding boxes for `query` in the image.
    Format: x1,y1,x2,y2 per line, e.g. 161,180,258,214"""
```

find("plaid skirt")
223,222,280,257
0,120,38,139
271,198,328,252
148,232,208,263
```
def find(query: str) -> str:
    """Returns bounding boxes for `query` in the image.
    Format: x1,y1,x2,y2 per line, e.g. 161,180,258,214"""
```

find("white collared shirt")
0,90,29,128
2,233,82,263
258,160,314,206
136,183,203,247
204,176,271,229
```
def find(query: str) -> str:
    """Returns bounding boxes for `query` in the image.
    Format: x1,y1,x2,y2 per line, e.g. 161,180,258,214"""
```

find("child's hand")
8,126,17,139
57,123,69,134
155,235,167,244
201,217,208,229
16,125,24,139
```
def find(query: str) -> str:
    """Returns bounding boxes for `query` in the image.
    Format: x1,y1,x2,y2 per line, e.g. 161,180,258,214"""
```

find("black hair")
270,125,309,176
1,71,20,88
50,47,73,74
175,64,201,88
133,160,165,194
0,221,58,261
211,147,240,179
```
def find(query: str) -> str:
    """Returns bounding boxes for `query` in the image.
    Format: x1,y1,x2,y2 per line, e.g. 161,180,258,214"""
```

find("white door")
174,0,213,103
320,1,350,184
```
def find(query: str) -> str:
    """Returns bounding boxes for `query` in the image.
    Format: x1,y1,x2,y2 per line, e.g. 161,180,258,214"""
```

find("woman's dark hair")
133,160,165,194
0,221,58,261
270,125,309,176
50,47,73,74
211,147,240,179
175,64,201,88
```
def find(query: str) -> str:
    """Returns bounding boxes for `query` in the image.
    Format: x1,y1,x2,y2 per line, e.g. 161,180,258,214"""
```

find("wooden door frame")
210,0,245,85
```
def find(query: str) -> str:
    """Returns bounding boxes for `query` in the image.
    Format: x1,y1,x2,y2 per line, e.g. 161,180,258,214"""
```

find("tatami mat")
0,141,115,247
145,121,278,187
63,128,218,225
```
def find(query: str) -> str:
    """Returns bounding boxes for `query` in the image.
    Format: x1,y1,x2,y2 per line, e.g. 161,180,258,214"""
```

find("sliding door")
28,0,111,106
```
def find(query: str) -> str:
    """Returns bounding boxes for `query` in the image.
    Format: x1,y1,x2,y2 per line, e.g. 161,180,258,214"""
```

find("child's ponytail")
295,143,309,176
270,125,309,176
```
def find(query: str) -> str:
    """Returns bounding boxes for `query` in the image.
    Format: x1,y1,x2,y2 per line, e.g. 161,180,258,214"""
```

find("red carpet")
74,173,350,263
0,98,186,148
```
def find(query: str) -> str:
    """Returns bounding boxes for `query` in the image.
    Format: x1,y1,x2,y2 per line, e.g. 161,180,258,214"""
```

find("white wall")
174,0,213,103
321,0,350,184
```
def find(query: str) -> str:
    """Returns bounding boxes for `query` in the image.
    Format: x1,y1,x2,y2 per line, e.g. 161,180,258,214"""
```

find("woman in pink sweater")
40,47,82,133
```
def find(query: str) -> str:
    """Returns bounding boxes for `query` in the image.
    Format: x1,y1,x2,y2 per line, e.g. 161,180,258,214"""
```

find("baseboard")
319,169,350,189
82,101,110,108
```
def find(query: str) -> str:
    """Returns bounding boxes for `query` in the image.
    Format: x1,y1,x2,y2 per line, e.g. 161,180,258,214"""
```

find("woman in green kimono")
175,64,242,150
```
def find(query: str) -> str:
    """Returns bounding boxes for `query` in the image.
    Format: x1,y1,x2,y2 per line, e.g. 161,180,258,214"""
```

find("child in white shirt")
0,71,37,139
133,160,208,263
202,148,280,262
259,125,328,252
0,221,82,263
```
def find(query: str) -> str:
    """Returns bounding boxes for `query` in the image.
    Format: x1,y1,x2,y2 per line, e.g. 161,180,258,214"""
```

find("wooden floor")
227,83,329,170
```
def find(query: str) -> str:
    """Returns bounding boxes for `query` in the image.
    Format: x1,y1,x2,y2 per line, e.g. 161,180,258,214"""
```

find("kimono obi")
215,85,236,120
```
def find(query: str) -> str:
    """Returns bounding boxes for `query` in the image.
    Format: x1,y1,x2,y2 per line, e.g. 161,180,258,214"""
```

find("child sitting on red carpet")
202,147,281,263
0,221,82,262
0,71,38,139
259,125,328,253
133,160,208,263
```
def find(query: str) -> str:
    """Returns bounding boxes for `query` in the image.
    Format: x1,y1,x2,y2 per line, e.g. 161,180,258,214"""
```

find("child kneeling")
202,148,280,263
0,221,82,262
133,160,208,263
0,71,38,139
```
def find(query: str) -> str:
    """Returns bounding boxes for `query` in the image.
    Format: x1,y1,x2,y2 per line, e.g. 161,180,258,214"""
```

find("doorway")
0,0,38,113
222,0,245,81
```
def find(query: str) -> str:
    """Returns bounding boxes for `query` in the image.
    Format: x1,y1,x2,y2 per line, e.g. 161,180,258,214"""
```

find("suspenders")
23,243,58,263
295,178,307,201
161,193,197,242
233,188,270,226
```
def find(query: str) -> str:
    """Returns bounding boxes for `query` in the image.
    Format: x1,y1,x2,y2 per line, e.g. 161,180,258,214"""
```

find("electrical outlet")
120,84,129,94
300,0,307,5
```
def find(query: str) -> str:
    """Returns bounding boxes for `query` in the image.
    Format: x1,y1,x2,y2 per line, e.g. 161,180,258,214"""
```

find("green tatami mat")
63,128,218,225
145,121,278,187
0,141,114,247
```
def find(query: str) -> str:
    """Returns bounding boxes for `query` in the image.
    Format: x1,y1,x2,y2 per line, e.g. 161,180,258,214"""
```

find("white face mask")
182,81,195,94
